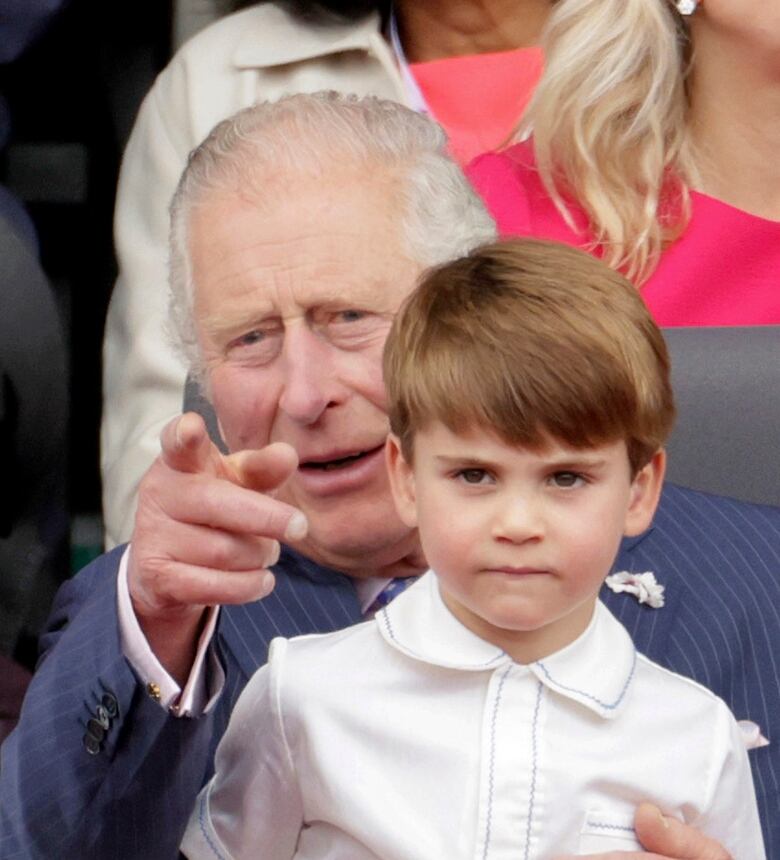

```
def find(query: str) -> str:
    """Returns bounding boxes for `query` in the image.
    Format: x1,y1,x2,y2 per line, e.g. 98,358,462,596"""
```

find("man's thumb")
635,803,731,860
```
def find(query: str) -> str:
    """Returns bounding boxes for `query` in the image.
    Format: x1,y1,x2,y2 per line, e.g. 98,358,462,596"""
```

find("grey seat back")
663,326,779,507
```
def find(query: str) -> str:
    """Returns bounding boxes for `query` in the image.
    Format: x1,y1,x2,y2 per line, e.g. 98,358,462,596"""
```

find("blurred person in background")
468,0,780,324
0,0,69,722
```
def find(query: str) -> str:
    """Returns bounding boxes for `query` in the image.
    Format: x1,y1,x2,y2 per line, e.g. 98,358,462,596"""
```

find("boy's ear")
623,449,666,537
385,434,418,529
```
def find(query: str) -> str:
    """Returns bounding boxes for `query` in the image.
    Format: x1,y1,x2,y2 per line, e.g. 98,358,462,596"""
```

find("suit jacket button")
101,692,119,719
83,733,101,755
86,718,106,743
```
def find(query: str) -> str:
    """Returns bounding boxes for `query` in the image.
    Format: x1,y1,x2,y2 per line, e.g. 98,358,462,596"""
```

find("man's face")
189,172,425,576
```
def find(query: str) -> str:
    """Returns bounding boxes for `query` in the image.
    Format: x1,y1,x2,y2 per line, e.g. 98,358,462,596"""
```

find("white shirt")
116,547,389,713
181,572,765,859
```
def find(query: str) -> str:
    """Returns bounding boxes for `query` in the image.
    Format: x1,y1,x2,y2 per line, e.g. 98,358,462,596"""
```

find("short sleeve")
181,638,302,860
696,700,767,859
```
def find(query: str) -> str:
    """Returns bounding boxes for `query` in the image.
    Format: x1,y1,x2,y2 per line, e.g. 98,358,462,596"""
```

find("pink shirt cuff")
116,546,224,716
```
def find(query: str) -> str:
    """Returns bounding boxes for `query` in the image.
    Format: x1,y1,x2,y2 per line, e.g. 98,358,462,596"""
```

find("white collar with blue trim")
377,571,637,720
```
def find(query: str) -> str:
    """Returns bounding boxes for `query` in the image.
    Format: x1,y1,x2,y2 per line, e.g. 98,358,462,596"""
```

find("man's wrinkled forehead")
189,175,421,330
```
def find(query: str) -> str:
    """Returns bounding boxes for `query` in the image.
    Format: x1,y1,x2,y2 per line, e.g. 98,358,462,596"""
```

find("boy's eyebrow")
542,454,609,469
433,453,611,469
434,454,496,467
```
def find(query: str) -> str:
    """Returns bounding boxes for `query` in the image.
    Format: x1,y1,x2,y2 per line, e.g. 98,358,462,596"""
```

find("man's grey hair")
168,91,497,373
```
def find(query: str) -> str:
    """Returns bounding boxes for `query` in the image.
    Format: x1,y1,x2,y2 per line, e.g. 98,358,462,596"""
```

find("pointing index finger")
160,412,217,474
225,442,299,493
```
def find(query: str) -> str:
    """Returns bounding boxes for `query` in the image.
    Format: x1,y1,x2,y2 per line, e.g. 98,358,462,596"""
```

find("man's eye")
336,309,366,323
551,471,585,488
225,327,280,364
456,468,491,485
238,330,265,346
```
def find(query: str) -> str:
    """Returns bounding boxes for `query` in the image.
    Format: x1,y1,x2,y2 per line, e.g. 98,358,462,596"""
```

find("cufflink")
146,682,161,702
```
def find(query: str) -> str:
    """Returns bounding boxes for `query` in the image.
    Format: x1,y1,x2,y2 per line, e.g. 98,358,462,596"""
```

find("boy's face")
386,423,664,663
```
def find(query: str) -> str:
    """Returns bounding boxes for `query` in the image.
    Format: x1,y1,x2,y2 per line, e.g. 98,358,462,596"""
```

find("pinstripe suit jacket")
1,483,779,859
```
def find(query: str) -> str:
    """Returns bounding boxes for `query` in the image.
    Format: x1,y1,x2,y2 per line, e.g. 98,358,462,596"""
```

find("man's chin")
290,513,419,579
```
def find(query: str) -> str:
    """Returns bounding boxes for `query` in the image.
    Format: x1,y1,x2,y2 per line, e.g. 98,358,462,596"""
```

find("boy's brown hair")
384,239,675,475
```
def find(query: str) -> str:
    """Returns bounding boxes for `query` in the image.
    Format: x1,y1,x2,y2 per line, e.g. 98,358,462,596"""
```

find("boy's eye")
550,471,584,488
456,468,492,485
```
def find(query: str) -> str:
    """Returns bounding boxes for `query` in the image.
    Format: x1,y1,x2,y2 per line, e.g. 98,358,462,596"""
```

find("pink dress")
409,48,543,166
467,141,780,326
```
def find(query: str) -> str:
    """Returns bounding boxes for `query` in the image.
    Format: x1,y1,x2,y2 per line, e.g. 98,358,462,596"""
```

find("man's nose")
279,326,342,424
492,493,545,544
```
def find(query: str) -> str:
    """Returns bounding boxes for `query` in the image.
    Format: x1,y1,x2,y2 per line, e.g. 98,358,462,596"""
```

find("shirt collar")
377,571,636,720
232,7,385,69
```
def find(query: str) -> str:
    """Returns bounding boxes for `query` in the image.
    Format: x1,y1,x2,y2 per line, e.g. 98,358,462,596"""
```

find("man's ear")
623,449,666,537
385,434,418,529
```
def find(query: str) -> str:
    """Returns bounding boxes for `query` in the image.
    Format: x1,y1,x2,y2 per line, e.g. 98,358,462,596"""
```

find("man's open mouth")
300,444,384,472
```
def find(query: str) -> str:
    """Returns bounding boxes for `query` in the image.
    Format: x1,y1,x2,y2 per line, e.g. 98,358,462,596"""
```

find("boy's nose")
491,496,545,544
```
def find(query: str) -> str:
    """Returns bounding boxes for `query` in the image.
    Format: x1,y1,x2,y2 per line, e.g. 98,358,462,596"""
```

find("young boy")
182,239,765,859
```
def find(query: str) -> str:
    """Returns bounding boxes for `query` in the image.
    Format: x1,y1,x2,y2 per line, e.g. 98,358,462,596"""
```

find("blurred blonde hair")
520,0,698,283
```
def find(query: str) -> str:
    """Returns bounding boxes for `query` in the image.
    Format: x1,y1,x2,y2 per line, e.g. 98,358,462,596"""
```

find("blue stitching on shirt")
380,608,505,666
534,647,636,710
380,607,396,642
524,680,543,860
588,822,636,834
468,651,508,668
198,792,228,860
483,664,512,859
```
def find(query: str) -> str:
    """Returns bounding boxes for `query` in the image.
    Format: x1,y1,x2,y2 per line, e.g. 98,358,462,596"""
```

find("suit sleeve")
181,639,302,860
696,701,767,860
0,547,217,860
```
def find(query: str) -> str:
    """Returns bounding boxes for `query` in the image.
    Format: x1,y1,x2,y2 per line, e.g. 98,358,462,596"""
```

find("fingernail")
656,809,670,830
267,542,281,568
285,511,308,541
254,571,275,600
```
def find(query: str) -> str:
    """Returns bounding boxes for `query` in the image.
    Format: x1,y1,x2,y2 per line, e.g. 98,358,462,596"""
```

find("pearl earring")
675,0,698,14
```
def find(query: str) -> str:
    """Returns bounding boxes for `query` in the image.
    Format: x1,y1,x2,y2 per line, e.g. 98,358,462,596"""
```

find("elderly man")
2,94,779,859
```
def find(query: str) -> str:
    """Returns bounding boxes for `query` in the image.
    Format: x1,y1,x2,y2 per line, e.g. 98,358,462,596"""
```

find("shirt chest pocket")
578,810,642,853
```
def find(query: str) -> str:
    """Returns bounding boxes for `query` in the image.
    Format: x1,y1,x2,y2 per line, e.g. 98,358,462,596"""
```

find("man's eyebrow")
199,309,275,340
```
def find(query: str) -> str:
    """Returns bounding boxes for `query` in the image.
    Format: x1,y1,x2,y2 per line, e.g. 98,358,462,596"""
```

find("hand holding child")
554,803,732,860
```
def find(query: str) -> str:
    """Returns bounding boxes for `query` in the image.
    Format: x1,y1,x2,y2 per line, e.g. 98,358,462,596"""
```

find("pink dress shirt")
467,141,780,326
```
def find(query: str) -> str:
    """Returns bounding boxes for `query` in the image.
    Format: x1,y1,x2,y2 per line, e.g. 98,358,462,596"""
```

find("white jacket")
102,3,406,546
